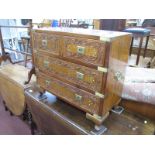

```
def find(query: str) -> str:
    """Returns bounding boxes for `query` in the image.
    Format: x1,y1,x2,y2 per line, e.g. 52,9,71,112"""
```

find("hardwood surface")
121,99,155,121
34,52,104,93
25,86,155,135
102,35,131,116
0,64,36,115
31,28,132,126
34,27,131,40
36,72,100,114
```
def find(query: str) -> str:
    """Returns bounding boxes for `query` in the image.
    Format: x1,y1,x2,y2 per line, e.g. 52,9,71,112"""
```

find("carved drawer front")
34,53,104,93
63,36,106,66
37,72,100,114
32,33,60,56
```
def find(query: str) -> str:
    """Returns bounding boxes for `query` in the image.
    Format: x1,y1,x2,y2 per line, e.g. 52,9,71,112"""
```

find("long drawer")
34,53,104,93
36,72,101,114
62,36,106,66
33,32,60,56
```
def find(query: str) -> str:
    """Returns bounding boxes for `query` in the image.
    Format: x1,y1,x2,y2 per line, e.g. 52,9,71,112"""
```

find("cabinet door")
32,32,60,56
34,53,104,93
62,36,106,66
37,72,101,115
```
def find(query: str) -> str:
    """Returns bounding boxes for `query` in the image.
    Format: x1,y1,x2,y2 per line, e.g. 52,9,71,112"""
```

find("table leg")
129,37,134,56
136,37,143,65
143,35,149,58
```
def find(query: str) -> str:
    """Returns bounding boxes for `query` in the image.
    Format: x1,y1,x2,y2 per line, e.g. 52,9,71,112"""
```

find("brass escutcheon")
77,46,85,55
42,40,47,47
76,71,84,80
75,94,82,102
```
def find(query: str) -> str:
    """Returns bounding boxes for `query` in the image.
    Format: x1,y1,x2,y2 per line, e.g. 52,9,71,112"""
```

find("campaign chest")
31,27,131,127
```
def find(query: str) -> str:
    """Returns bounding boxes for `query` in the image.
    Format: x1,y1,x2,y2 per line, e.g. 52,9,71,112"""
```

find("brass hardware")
77,46,85,55
86,112,109,126
114,71,123,81
95,92,104,98
45,80,51,87
75,94,82,102
42,40,47,47
97,66,108,73
43,60,49,68
76,72,84,80
100,36,111,42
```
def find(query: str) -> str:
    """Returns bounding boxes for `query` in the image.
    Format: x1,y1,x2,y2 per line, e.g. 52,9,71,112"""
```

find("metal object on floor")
90,125,107,135
111,106,124,115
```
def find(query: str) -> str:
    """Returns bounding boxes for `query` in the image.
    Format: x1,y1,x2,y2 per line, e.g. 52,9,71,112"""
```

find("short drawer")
36,72,101,114
34,53,104,93
62,36,106,66
32,32,60,56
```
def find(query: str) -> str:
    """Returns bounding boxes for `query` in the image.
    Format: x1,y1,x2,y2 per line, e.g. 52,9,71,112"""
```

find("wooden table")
25,86,155,135
0,63,36,116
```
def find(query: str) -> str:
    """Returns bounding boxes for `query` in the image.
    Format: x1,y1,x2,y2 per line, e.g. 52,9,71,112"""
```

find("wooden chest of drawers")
31,27,131,128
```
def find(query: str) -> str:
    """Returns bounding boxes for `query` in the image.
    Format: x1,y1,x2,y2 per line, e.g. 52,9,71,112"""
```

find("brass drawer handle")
43,60,49,68
75,94,82,102
77,46,85,55
42,40,47,47
45,80,51,87
76,72,84,80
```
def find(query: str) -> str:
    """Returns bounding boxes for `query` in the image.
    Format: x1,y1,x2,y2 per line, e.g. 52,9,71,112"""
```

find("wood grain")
25,87,155,135
63,36,106,66
33,32,60,56
31,28,131,125
121,99,155,121
102,35,132,115
0,64,36,115
36,72,100,114
34,52,104,93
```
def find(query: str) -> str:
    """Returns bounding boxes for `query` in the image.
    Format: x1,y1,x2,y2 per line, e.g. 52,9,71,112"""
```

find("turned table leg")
143,35,150,58
3,100,8,111
136,37,143,66
27,108,37,135
10,111,13,116
24,66,35,85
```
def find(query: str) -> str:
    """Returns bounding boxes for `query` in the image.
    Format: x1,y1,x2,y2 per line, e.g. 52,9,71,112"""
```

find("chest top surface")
33,27,131,40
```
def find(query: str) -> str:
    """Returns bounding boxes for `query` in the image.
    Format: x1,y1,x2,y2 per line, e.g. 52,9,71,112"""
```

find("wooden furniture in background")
124,28,151,65
25,86,155,135
0,26,5,55
0,24,32,66
21,36,31,67
93,19,100,30
31,27,131,130
121,66,155,120
121,99,155,121
0,55,36,116
100,19,126,31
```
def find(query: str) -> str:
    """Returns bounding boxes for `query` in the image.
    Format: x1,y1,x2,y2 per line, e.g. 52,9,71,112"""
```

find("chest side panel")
102,35,132,115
